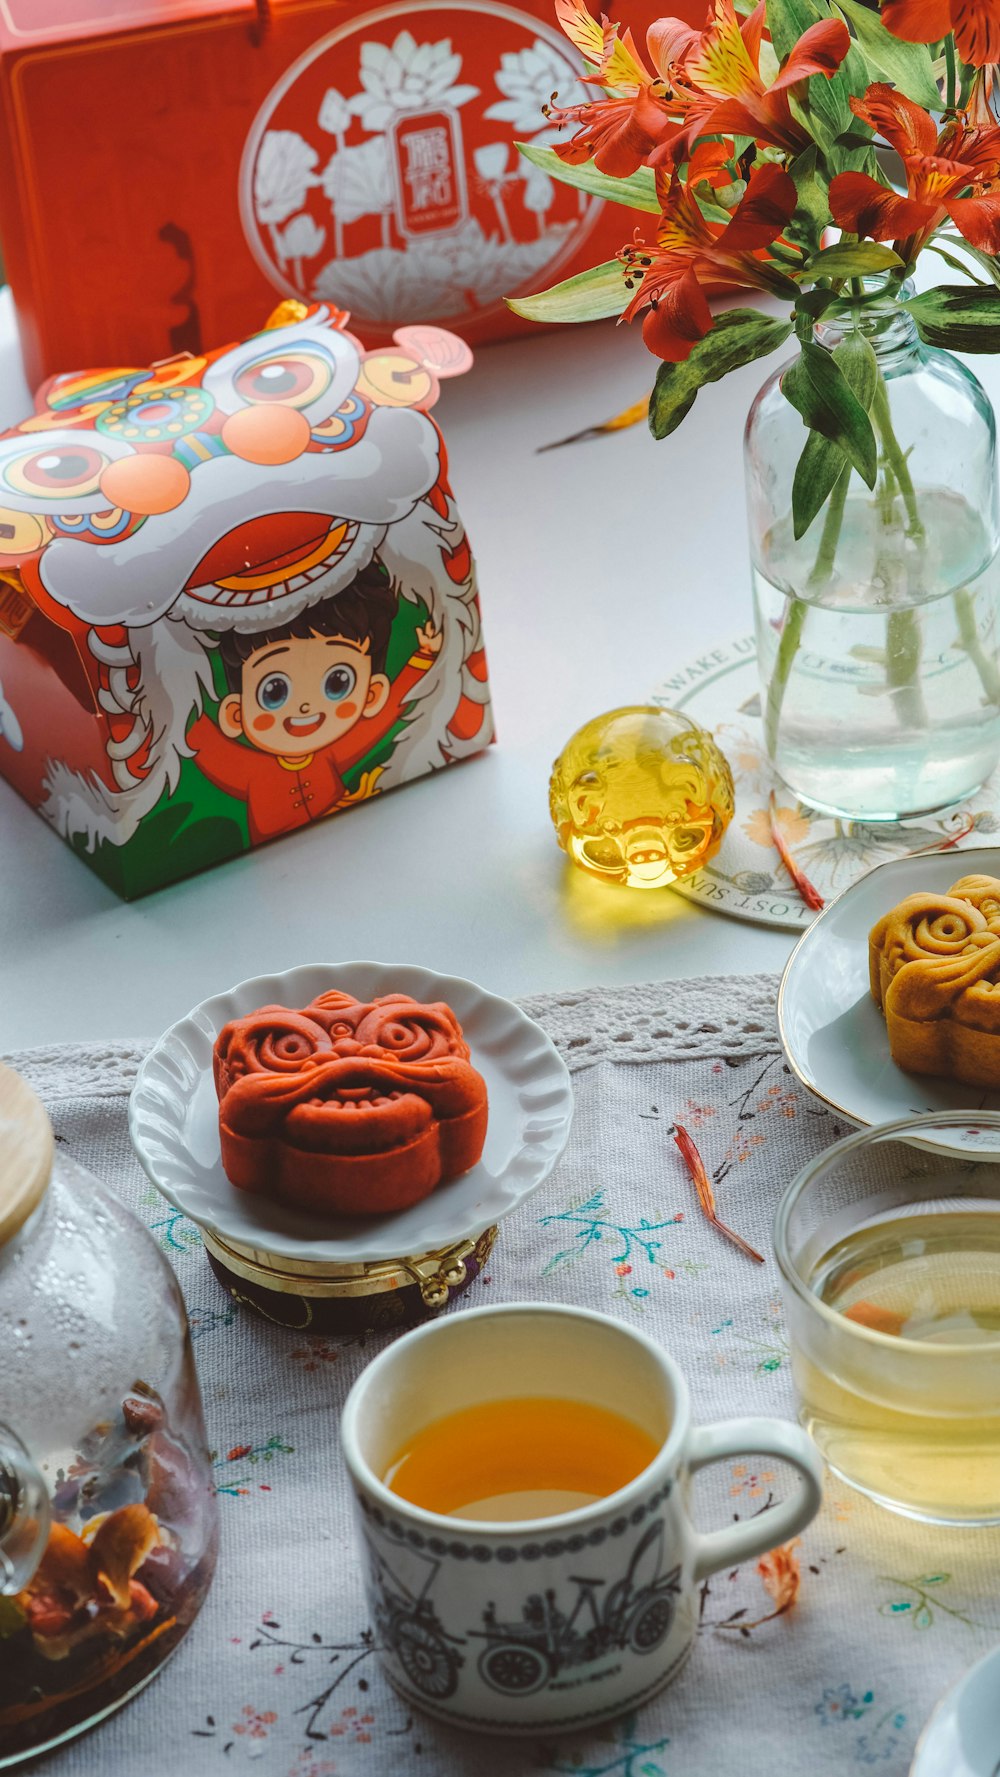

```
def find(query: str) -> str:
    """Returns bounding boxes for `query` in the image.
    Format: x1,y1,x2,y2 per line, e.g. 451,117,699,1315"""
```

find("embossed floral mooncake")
869,874,1000,1088
213,989,488,1216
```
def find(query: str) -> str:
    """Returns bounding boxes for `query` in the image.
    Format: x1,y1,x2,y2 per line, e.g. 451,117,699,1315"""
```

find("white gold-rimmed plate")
778,847,1000,1158
129,962,573,1263
911,1645,1000,1776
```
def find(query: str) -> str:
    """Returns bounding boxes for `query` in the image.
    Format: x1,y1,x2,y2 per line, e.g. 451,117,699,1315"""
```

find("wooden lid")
0,1064,53,1245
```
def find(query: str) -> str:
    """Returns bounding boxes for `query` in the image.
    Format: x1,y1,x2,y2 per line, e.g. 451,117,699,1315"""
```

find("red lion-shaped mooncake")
213,990,488,1215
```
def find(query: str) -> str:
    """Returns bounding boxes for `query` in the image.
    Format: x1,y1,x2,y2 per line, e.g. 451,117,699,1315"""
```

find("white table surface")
3,284,995,1050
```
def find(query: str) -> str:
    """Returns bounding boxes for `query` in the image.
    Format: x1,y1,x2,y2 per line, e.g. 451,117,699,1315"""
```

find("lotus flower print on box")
0,303,493,897
240,3,597,333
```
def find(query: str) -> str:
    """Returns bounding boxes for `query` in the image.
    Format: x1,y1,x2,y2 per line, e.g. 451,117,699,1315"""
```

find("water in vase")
753,490,1000,821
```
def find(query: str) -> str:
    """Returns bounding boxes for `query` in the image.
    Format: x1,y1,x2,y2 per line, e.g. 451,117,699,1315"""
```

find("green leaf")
506,258,628,323
804,242,903,279
769,0,870,169
693,181,742,226
515,143,660,213
785,145,829,256
832,128,877,152
834,330,880,411
796,287,839,320
648,309,794,440
902,284,1000,351
935,236,1000,288
927,241,992,285
767,0,820,62
792,432,847,538
833,0,942,107
790,331,878,536
821,42,875,171
782,338,878,486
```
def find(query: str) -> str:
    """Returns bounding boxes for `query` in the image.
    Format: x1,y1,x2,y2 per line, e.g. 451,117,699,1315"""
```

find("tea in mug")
799,1209,1000,1520
383,1397,660,1520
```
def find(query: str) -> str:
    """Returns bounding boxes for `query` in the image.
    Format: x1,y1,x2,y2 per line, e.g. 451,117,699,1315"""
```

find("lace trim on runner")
2,974,781,1099
519,973,780,1070
1,1041,150,1101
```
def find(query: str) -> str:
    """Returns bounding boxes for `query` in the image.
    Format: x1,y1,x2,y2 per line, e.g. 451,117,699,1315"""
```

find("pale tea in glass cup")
774,1112,1000,1525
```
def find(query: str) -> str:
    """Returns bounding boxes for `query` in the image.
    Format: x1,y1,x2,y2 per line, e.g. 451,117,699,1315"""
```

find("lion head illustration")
0,305,491,849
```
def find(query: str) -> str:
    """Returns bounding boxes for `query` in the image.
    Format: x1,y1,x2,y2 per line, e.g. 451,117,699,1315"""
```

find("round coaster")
650,636,1000,932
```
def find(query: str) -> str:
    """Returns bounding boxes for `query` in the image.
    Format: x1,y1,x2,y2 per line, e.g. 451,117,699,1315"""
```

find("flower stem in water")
885,607,928,729
764,364,937,766
808,460,852,590
764,595,808,759
871,375,925,543
954,585,1000,705
868,370,930,728
764,464,851,760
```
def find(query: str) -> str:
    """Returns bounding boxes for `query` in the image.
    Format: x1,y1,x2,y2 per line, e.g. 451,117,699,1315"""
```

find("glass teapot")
0,1065,218,1765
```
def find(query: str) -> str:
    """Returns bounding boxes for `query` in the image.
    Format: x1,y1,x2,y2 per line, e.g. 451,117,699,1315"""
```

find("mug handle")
684,1417,824,1582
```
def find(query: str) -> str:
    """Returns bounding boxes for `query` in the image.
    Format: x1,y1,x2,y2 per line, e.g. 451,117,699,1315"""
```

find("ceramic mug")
341,1302,823,1734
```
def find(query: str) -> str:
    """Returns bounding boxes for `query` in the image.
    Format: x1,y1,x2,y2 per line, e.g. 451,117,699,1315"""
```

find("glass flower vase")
744,282,1000,822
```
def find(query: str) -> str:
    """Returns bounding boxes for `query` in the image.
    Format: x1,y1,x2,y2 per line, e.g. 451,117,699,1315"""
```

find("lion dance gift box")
0,303,493,897
0,0,698,388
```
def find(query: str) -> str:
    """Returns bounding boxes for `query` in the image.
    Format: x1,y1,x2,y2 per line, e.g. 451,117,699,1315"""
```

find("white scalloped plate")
129,963,573,1263
778,846,1000,1158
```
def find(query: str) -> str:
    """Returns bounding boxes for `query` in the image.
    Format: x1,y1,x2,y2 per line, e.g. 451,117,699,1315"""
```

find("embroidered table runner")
9,974,1000,1777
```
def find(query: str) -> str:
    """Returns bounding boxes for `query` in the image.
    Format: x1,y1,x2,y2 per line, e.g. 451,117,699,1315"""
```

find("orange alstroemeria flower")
829,84,1000,262
650,0,851,164
548,0,677,175
548,0,848,176
883,0,1000,68
621,161,797,361
966,65,999,128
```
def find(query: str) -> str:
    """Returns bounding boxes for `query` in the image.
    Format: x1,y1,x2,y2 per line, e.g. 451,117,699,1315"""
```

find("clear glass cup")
773,1112,1000,1526
744,277,1000,821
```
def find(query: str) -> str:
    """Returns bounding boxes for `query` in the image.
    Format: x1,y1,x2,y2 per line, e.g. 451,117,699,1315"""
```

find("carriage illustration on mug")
473,1522,682,1696
366,1542,465,1701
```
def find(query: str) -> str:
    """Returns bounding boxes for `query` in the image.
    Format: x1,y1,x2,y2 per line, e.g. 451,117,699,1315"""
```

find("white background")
3,285,994,1049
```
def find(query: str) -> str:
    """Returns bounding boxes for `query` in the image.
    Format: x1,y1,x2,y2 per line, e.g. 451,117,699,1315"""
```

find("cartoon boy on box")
189,560,441,844
0,306,493,890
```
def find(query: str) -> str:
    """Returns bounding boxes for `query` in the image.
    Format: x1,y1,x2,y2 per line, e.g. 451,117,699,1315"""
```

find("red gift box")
0,0,702,389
